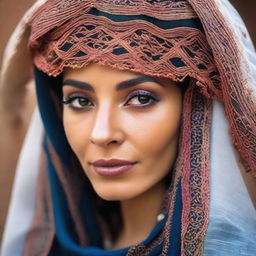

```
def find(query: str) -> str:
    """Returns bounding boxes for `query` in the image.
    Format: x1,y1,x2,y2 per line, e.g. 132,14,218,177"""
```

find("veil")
1,0,255,255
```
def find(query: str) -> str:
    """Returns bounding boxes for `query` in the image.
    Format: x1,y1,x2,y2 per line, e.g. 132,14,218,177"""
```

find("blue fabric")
168,180,182,255
88,8,204,31
34,68,71,161
35,68,183,255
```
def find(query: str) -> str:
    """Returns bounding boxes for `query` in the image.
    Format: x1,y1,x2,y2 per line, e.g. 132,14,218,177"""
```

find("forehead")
63,63,174,88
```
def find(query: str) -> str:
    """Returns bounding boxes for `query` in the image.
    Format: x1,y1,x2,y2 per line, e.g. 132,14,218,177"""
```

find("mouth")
90,159,137,177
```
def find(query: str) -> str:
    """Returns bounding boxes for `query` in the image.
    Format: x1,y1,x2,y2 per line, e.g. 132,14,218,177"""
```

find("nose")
90,104,124,147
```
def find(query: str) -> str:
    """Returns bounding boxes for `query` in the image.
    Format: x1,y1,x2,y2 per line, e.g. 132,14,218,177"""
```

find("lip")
92,159,136,167
91,159,137,177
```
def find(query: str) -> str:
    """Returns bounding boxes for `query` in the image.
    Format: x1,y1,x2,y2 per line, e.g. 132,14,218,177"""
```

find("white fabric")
216,0,256,93
0,109,43,256
203,100,256,256
203,1,256,254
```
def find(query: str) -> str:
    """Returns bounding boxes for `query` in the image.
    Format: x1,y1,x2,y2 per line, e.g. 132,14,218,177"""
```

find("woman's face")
62,64,182,201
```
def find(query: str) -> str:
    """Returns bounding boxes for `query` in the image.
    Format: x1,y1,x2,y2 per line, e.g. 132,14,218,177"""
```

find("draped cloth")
1,0,255,256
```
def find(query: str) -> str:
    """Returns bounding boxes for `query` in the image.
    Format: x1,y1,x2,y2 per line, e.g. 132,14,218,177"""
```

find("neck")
112,181,166,250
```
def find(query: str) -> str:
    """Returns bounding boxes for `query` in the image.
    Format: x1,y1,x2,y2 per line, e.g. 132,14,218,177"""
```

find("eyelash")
62,90,160,110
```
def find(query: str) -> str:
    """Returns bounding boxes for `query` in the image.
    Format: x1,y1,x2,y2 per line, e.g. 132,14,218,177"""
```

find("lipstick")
91,159,137,177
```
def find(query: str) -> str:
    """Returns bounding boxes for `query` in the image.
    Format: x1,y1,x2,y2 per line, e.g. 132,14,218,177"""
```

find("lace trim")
95,0,198,20
189,0,256,175
29,0,197,39
30,15,219,99
180,85,212,256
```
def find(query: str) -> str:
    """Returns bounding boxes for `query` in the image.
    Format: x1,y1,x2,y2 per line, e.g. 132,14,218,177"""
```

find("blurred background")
0,0,255,244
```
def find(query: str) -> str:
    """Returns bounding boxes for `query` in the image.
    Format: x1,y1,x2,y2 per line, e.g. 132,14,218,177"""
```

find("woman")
1,0,256,255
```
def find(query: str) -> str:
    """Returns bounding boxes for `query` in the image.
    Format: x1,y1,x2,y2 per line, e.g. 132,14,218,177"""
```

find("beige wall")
231,0,256,46
0,0,35,67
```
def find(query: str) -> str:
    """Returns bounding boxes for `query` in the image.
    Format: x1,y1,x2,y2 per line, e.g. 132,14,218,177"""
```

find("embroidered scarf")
23,0,256,255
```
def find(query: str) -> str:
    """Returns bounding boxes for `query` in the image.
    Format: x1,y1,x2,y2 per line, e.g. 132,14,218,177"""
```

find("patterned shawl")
18,0,256,255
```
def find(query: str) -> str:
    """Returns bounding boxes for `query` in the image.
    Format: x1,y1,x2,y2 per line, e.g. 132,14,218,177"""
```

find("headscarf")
1,0,256,256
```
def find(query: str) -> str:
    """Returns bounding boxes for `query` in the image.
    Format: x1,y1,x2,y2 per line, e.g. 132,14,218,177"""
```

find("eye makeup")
62,92,94,110
125,90,160,108
62,88,161,110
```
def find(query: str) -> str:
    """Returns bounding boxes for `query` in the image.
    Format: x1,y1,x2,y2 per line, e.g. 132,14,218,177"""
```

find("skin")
62,63,183,249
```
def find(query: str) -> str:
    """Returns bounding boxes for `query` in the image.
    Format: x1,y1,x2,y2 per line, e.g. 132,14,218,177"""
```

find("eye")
125,90,160,107
62,95,94,110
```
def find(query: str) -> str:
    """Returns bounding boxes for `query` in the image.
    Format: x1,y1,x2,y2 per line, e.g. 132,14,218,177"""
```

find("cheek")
63,110,91,157
130,101,182,162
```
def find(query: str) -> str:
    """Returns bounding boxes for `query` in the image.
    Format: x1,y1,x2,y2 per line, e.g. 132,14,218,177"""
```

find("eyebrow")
62,75,164,92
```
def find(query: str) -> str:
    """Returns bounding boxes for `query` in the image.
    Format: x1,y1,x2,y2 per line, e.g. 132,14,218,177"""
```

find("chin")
93,184,141,201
